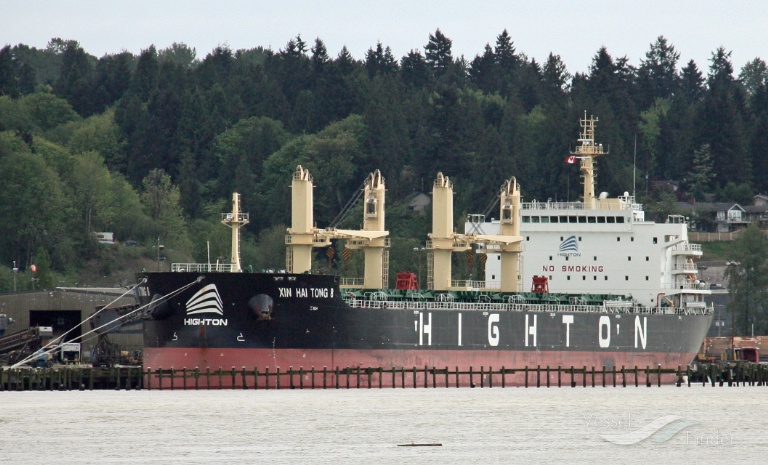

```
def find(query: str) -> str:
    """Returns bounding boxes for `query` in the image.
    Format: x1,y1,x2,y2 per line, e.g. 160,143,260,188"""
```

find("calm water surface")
1,386,765,464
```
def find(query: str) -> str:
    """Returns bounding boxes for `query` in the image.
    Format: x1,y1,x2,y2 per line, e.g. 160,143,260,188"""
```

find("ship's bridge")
520,195,645,224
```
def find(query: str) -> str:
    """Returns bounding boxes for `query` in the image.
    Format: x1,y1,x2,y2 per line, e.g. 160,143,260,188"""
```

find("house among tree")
677,197,768,232
408,191,431,214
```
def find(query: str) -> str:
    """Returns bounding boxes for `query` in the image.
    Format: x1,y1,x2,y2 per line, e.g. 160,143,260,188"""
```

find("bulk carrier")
141,114,713,388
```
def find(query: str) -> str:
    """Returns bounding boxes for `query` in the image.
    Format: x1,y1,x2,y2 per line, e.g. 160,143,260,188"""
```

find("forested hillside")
0,31,766,290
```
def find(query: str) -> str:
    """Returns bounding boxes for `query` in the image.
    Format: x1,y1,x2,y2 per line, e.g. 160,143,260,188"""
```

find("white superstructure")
465,114,709,308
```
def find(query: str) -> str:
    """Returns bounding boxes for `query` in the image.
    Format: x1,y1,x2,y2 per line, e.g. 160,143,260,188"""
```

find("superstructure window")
531,216,540,223
598,217,606,223
550,216,558,223
522,216,530,223
588,217,596,223
617,217,625,224
607,217,616,223
578,216,586,223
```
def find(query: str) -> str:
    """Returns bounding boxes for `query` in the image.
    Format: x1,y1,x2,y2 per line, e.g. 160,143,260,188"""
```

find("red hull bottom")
143,348,695,389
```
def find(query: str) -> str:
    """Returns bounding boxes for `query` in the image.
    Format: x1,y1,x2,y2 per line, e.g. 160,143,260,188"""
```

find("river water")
1,386,765,464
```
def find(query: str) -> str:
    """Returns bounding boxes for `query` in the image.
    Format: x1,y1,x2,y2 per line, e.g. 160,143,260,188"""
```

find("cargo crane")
89,304,143,367
0,323,54,366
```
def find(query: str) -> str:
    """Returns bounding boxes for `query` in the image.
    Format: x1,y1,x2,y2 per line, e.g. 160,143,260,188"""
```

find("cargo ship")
141,114,713,388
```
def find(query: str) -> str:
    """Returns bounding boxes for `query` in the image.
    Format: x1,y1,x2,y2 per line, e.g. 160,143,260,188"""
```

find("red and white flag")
565,156,577,164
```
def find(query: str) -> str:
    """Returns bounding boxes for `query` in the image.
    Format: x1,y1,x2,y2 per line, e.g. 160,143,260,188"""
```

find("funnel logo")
558,235,581,257
184,284,228,326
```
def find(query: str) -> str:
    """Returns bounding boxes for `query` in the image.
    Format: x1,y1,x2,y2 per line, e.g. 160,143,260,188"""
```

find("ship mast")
571,112,607,210
222,193,249,272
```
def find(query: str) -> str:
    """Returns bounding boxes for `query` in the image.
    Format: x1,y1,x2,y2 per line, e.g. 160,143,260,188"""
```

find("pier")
1,362,766,391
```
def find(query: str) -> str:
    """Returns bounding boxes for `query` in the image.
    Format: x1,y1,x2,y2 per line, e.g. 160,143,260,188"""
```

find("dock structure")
1,363,766,391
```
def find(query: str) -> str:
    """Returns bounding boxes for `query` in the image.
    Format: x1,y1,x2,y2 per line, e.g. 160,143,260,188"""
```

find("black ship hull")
142,272,713,388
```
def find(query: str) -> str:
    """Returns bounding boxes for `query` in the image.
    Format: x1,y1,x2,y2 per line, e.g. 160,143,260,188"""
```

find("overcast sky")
3,1,766,75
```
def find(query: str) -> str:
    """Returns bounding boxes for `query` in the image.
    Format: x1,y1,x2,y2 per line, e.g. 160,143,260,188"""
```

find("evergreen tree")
424,29,453,78
725,224,768,335
748,83,768,193
130,46,159,101
400,50,432,88
696,47,750,187
364,42,397,77
540,53,570,109
0,46,19,97
636,36,681,110
739,58,768,97
468,44,496,93
686,143,715,200
54,41,94,114
680,59,705,103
